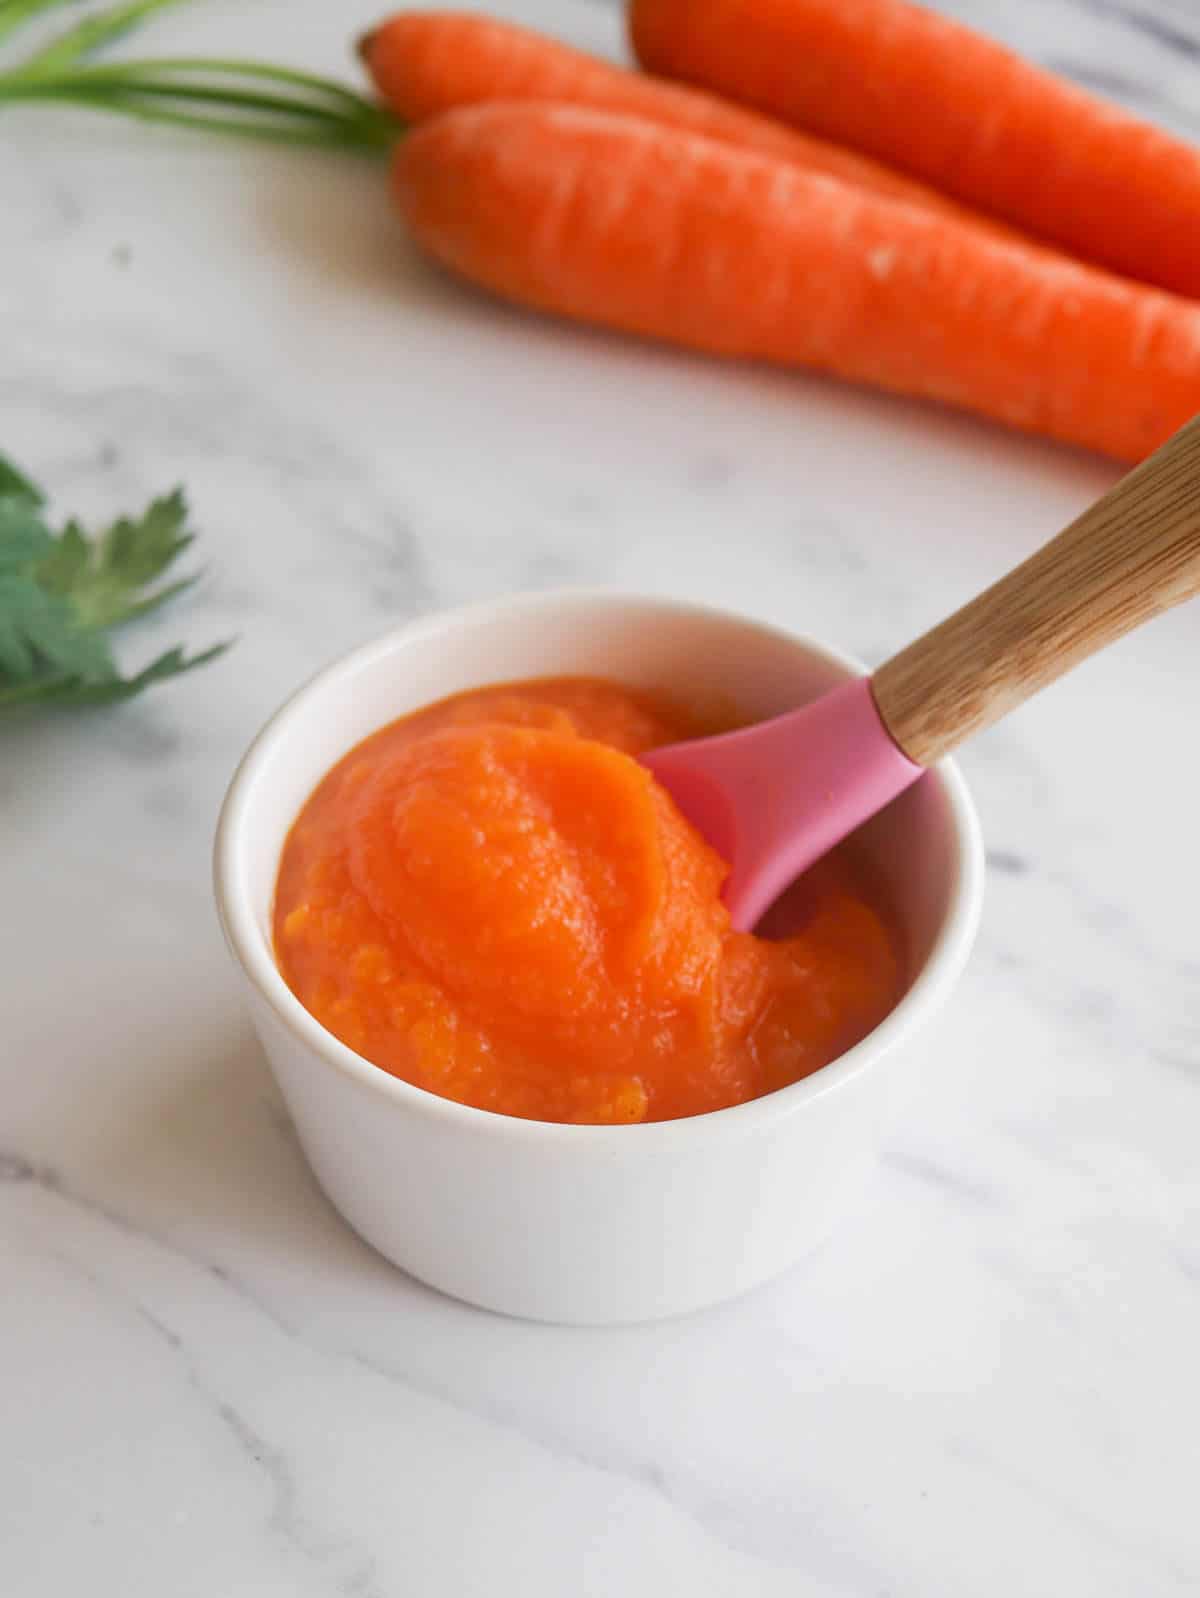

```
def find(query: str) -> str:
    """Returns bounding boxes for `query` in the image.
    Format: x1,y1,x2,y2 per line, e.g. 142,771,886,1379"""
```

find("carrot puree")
274,678,903,1125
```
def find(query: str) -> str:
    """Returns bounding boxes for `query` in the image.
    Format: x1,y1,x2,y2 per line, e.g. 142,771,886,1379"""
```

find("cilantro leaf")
39,490,196,629
0,497,55,571
0,641,229,710
0,574,116,681
0,452,45,506
0,452,228,716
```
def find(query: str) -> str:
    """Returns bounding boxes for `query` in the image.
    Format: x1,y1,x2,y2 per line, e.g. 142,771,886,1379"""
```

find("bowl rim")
213,589,984,1150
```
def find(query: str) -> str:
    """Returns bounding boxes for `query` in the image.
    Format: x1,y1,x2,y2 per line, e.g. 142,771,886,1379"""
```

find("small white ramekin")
214,592,983,1325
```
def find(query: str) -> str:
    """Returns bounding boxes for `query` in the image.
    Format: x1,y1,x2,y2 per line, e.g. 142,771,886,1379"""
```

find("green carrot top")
0,0,402,147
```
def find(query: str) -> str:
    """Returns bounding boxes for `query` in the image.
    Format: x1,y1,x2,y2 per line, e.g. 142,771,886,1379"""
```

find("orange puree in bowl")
274,678,903,1125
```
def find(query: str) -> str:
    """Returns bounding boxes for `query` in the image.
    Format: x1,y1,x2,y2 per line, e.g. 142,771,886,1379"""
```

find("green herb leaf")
0,496,55,570
0,451,44,504
0,450,228,716
41,487,195,628
0,572,117,681
0,639,229,708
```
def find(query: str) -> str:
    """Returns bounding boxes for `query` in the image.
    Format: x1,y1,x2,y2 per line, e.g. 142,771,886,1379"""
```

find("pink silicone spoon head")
641,677,922,932
645,418,1200,932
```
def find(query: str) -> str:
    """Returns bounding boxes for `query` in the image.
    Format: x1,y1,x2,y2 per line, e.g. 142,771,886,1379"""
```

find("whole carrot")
629,0,1200,299
361,9,1003,224
396,103,1200,464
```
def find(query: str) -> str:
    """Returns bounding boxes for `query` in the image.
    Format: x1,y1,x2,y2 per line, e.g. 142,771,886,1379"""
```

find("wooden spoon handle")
872,414,1200,766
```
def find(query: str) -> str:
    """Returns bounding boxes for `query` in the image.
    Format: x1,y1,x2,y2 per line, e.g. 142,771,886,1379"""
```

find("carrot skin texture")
630,0,1200,298
361,9,1007,223
395,104,1200,463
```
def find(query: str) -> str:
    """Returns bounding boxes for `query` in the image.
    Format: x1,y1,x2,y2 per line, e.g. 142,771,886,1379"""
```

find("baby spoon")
644,414,1200,932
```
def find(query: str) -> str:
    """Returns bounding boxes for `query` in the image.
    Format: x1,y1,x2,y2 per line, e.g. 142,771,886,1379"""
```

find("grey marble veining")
3,2,1199,1594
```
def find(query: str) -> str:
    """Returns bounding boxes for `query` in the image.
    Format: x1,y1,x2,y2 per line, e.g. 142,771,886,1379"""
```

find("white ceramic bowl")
214,592,983,1325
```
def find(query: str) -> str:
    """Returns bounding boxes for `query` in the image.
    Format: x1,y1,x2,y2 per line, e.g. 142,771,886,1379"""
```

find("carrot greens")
0,0,400,148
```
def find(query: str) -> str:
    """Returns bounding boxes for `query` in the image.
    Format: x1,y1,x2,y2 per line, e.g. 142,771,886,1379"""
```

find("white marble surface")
3,0,1200,1591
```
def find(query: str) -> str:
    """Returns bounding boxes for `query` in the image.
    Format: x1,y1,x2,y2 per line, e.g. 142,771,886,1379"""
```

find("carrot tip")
356,25,380,65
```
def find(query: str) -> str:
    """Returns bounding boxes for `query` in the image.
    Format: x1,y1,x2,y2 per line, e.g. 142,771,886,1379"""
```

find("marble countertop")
4,1,1199,1592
